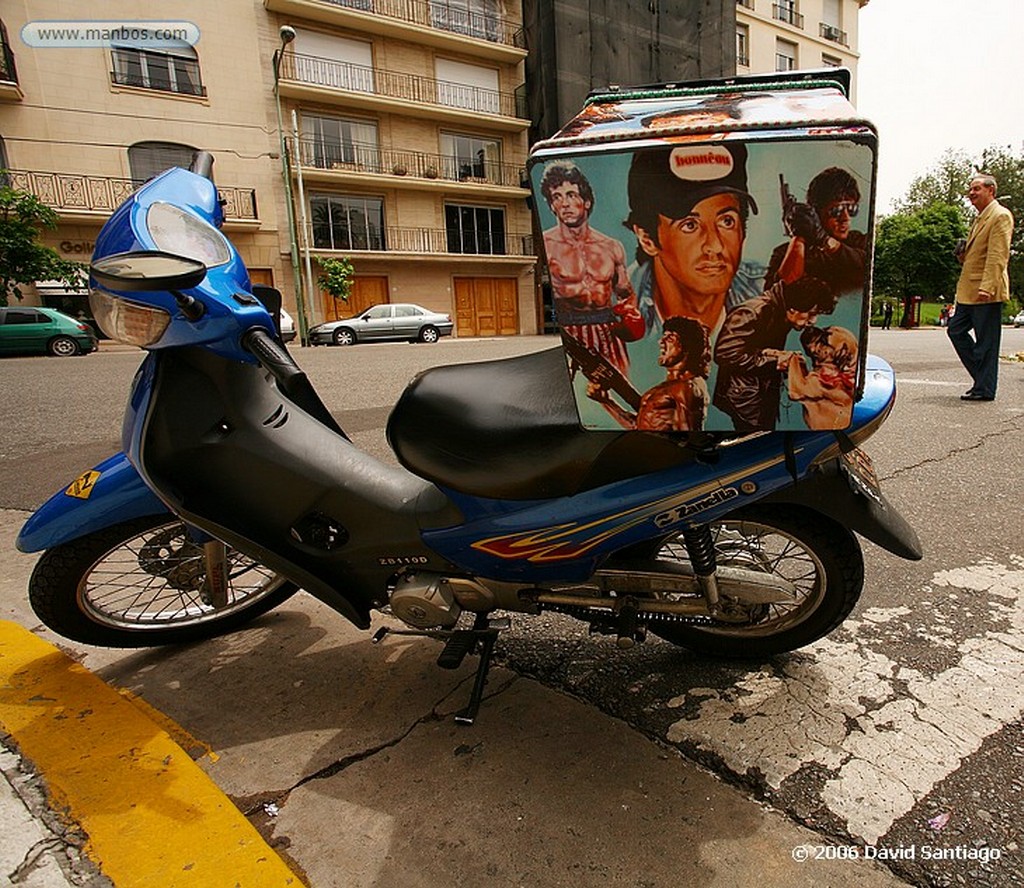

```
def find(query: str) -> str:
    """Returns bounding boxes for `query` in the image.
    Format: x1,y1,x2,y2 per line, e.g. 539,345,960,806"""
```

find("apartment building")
0,0,535,337
267,0,535,335
0,2,282,320
736,0,867,91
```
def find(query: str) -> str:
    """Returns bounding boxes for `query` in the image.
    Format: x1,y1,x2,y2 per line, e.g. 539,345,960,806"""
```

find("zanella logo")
669,145,734,182
654,487,739,528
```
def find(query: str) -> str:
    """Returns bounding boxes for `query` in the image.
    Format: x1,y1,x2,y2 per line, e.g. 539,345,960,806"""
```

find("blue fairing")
16,452,168,553
90,167,273,362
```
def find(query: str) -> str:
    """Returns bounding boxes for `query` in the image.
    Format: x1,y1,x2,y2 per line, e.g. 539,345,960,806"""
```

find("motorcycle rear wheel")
29,515,298,647
646,505,864,658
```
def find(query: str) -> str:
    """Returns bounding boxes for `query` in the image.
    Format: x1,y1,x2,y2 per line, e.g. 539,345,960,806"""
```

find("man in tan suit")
949,174,1014,401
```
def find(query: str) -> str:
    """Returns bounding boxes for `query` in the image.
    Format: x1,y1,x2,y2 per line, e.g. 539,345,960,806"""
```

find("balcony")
296,138,527,195
314,225,534,260
772,3,804,28
264,0,526,64
819,22,849,46
278,52,529,131
736,0,755,9
7,170,259,227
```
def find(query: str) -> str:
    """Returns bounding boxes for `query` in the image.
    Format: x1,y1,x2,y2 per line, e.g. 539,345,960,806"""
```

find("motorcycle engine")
390,574,461,629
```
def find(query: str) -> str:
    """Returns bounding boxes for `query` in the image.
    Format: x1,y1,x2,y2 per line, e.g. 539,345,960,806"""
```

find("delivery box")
528,69,877,434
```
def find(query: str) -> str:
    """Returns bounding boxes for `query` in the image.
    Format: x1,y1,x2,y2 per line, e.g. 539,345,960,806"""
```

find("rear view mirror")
91,251,208,292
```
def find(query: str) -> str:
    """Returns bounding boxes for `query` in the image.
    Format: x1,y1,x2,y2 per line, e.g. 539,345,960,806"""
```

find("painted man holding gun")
767,167,867,298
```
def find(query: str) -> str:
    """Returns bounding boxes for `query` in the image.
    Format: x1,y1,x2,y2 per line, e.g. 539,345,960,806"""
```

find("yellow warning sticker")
65,469,101,500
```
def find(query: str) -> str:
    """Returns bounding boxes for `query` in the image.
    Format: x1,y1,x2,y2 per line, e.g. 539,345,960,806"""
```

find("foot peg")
437,630,477,670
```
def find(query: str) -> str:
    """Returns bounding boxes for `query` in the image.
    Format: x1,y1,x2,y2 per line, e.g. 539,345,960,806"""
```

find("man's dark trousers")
947,301,1003,398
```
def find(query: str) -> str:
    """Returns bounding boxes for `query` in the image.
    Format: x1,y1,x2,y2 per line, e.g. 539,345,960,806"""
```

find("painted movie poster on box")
530,93,876,434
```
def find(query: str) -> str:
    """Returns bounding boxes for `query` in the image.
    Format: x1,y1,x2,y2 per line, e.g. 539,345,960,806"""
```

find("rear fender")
16,452,169,553
760,459,922,560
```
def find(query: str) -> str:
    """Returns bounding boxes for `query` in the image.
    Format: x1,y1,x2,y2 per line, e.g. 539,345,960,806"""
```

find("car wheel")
418,326,440,343
333,328,355,346
48,336,81,357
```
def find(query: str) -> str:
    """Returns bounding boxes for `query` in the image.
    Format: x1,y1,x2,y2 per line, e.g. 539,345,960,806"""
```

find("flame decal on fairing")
471,455,787,563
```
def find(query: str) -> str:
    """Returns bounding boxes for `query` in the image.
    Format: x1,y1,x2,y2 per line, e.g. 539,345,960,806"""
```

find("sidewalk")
0,508,913,887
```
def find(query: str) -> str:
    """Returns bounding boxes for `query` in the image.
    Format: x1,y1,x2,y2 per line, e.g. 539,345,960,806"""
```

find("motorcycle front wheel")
646,505,864,658
29,515,298,647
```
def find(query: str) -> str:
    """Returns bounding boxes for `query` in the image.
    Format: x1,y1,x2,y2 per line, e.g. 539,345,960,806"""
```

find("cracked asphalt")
1,329,1023,886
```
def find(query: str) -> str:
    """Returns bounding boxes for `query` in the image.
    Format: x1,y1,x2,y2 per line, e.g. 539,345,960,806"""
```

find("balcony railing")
772,3,804,28
307,0,526,49
280,52,528,119
819,22,849,46
297,138,526,188
110,69,208,97
315,225,534,256
736,0,755,9
7,170,258,222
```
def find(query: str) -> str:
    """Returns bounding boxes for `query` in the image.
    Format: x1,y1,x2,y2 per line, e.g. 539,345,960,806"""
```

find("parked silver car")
309,303,454,346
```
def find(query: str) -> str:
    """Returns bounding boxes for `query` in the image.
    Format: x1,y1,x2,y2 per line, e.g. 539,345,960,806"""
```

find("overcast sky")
856,0,1024,213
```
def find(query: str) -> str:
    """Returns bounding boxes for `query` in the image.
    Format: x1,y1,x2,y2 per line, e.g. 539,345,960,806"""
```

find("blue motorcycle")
17,153,920,723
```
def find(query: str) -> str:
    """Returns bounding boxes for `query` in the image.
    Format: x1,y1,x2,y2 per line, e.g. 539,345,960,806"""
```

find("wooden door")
454,278,518,337
248,268,274,287
322,275,388,320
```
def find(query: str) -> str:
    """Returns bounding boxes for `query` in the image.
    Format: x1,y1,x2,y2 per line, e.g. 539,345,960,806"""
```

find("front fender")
761,459,923,561
16,452,169,553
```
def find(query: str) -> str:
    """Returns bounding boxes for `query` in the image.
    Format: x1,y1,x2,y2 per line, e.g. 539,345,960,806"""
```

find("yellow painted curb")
0,621,299,887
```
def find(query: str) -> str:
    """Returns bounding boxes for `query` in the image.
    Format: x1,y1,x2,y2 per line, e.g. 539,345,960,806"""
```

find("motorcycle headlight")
147,202,231,267
89,288,171,346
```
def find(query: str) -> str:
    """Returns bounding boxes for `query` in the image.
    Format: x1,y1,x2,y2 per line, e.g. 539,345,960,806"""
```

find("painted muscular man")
541,162,642,374
591,316,711,432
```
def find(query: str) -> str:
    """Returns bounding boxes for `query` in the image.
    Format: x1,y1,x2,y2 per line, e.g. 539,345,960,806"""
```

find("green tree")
873,203,967,305
895,148,973,222
0,179,85,307
315,255,354,304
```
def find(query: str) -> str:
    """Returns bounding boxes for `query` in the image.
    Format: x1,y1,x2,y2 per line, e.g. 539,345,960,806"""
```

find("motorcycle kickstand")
372,614,508,725
442,613,506,726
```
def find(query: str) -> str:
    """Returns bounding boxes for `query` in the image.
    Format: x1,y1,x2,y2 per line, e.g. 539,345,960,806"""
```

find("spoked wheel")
29,515,298,647
646,505,864,658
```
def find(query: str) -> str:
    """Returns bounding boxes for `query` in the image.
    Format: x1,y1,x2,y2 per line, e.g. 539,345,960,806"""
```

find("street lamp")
272,24,310,346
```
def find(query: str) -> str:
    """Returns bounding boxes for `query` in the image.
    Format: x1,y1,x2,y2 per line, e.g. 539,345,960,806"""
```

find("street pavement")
1,329,1022,887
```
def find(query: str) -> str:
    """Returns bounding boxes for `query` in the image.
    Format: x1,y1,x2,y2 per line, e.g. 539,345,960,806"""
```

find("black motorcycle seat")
386,346,695,500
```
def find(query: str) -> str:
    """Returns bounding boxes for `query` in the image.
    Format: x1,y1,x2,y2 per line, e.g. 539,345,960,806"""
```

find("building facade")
1,0,536,337
0,1,282,321
267,0,536,336
736,0,868,94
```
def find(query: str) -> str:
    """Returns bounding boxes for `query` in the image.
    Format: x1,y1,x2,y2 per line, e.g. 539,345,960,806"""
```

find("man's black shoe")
960,392,994,401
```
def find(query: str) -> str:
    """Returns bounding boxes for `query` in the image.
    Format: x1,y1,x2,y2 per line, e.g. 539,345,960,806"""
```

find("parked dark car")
309,303,454,346
0,307,98,357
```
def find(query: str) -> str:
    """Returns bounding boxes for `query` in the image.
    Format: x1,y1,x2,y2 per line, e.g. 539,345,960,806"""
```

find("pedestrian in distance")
948,174,1014,401
881,299,893,330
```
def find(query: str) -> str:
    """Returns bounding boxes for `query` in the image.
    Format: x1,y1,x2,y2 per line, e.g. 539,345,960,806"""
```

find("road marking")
665,560,1024,844
0,621,300,886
